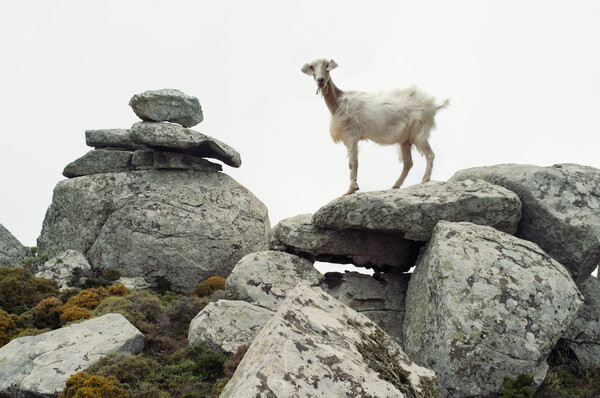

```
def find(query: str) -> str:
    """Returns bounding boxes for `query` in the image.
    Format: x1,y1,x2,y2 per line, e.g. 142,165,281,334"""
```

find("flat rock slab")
188,299,274,354
0,223,26,267
62,149,133,178
85,129,145,150
131,122,241,168
220,283,438,398
0,313,144,398
403,221,583,397
312,179,521,241
129,88,203,127
226,251,322,311
451,163,600,282
270,214,422,272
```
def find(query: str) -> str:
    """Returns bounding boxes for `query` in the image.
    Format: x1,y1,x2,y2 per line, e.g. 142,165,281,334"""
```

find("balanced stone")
62,149,133,178
129,88,203,127
85,129,145,150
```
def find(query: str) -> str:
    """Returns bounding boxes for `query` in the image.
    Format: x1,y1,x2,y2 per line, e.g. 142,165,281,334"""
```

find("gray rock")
38,170,270,292
115,276,151,291
220,283,439,398
562,275,600,366
0,313,144,398
320,271,410,346
131,122,241,168
0,223,26,267
129,88,203,127
403,221,583,397
188,300,274,354
62,149,133,178
225,251,323,311
34,249,92,290
85,129,145,150
270,214,423,272
451,163,600,282
131,149,223,172
313,179,521,241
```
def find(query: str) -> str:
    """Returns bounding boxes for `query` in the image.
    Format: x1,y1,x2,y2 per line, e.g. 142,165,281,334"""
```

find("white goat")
302,58,449,196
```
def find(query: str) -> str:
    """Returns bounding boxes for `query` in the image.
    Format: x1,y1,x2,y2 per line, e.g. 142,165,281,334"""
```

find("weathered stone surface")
34,249,92,290
38,170,270,292
131,122,241,168
562,275,600,366
62,149,133,178
188,300,274,354
85,129,144,150
0,223,26,267
129,88,203,127
313,179,521,241
271,214,422,272
451,163,600,282
320,271,410,346
403,221,583,397
225,251,323,311
131,149,223,172
115,276,152,291
0,313,144,398
220,283,438,398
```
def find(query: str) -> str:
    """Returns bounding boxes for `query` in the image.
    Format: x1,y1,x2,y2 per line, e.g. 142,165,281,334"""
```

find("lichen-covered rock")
131,121,241,168
129,88,203,127
62,149,133,178
403,221,583,397
562,275,600,366
85,129,144,150
226,251,322,311
271,214,422,272
451,163,600,282
34,249,92,290
0,223,26,267
38,170,270,292
188,300,273,354
220,283,438,398
313,179,521,241
0,313,144,398
320,271,410,346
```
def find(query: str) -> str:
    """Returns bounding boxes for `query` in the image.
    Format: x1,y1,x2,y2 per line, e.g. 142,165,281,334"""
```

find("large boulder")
451,163,600,282
320,271,411,346
129,88,204,128
225,251,322,311
220,283,439,398
0,223,26,267
37,170,270,292
0,313,144,398
34,249,92,290
271,214,422,272
188,299,274,354
403,221,583,397
312,179,521,241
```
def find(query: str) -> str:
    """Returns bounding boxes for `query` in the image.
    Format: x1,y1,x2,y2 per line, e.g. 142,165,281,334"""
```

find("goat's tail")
437,98,450,110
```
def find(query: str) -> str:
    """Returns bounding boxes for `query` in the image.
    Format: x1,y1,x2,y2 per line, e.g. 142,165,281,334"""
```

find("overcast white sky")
1,1,599,275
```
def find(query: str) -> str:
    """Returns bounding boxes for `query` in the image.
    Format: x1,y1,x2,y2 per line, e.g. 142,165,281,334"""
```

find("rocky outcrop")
225,251,322,311
34,249,92,290
403,221,583,397
188,300,274,354
0,223,26,267
220,283,438,398
270,214,422,272
313,179,521,241
451,163,600,282
0,313,144,398
129,88,203,127
320,271,410,346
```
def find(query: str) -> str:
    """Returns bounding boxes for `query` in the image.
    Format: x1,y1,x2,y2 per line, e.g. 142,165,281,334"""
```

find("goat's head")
301,58,338,94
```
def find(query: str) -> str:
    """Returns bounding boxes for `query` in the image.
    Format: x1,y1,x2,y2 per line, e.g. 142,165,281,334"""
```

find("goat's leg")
392,142,413,189
420,141,435,183
344,141,359,195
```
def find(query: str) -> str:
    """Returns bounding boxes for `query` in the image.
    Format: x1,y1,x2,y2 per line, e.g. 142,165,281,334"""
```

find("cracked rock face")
225,251,323,311
312,179,521,241
0,223,26,267
451,163,600,282
220,283,437,398
403,221,583,397
129,88,204,128
37,170,270,292
0,313,144,398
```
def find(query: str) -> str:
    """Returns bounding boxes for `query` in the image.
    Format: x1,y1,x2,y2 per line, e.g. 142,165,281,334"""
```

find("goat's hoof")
343,185,359,196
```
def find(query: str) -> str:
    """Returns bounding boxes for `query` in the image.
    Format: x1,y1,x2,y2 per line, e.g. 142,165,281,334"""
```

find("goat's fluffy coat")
302,58,448,196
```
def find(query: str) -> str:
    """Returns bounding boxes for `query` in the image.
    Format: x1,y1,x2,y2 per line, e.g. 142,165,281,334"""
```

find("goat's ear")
327,59,339,71
301,63,313,75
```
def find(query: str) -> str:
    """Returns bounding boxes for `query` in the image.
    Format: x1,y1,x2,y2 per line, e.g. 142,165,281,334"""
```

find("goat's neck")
323,79,343,115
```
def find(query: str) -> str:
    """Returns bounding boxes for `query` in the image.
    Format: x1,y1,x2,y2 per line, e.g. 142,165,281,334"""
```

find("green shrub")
224,343,249,377
0,308,18,347
61,371,130,398
194,277,226,297
65,287,111,310
155,276,172,294
108,284,130,297
60,306,91,325
103,269,122,282
502,374,533,398
59,288,82,304
0,266,59,313
31,297,63,329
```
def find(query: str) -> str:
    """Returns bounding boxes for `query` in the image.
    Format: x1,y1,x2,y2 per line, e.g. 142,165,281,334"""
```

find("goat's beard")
316,84,327,96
